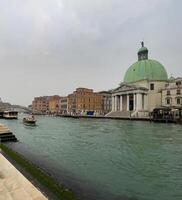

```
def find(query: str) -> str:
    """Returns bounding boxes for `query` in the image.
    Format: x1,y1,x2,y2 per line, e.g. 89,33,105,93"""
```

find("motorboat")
3,111,18,119
23,115,36,126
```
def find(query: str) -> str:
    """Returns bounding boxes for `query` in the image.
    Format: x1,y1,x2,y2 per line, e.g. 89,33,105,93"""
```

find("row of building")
32,42,182,118
32,89,112,115
32,77,182,117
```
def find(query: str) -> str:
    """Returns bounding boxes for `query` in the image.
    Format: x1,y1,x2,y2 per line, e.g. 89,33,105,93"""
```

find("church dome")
124,42,168,83
124,59,168,83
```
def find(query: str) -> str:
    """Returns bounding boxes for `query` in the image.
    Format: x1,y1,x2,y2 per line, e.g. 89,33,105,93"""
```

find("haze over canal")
1,115,182,200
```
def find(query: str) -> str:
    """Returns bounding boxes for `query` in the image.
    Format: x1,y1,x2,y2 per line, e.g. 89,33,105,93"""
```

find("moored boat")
3,111,18,119
151,107,182,123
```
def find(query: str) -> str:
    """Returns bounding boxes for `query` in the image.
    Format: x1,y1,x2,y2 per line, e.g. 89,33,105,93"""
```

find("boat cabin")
152,107,182,123
3,111,18,119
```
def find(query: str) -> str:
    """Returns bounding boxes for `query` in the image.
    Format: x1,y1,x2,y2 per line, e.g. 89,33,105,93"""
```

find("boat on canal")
23,115,36,126
3,111,18,119
152,107,182,123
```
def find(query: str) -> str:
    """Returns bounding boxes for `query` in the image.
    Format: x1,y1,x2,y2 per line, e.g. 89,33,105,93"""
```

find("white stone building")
98,91,112,115
59,96,68,114
162,77,182,107
107,42,169,118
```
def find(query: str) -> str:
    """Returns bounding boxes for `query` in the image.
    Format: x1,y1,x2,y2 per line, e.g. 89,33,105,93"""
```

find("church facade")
108,42,169,118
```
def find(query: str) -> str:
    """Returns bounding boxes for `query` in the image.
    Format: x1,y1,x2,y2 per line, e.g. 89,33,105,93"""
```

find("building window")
176,98,181,105
166,98,171,105
167,90,170,95
150,83,154,90
176,89,181,95
176,81,181,86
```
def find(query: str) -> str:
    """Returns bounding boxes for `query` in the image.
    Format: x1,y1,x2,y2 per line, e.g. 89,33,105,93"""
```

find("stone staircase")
131,110,149,118
106,111,133,118
0,124,17,142
0,133,17,142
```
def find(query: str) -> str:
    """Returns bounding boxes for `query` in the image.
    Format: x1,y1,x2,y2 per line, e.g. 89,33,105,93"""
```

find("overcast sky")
0,0,181,106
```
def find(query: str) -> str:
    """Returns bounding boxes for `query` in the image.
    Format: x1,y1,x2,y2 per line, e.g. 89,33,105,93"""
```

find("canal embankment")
38,113,182,124
47,113,151,121
0,146,47,200
0,144,80,200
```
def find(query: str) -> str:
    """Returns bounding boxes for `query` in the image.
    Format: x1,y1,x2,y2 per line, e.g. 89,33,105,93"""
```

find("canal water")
1,115,182,200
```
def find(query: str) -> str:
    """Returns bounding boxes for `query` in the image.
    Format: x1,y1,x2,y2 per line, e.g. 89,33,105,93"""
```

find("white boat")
3,111,18,119
23,115,36,126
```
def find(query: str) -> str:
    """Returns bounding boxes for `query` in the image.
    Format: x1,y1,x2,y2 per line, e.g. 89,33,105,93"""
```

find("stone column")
126,94,130,111
144,94,148,110
133,93,136,110
136,93,139,110
117,96,120,111
120,95,123,111
136,93,142,110
112,96,115,111
114,96,117,111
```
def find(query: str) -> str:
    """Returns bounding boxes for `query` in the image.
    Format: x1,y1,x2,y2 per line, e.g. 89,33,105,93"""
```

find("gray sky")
0,0,181,106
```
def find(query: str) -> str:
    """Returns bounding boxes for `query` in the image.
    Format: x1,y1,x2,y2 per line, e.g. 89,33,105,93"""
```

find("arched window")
176,89,181,95
176,98,181,105
166,98,171,105
167,90,170,95
150,83,154,90
176,81,182,86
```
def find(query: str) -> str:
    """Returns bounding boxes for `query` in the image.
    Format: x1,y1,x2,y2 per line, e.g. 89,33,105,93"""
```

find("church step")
106,111,133,118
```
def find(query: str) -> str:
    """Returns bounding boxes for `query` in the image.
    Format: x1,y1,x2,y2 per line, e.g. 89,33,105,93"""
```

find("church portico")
111,84,148,115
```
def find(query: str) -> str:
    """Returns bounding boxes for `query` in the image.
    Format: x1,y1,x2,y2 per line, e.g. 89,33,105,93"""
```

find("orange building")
48,95,61,114
67,88,102,115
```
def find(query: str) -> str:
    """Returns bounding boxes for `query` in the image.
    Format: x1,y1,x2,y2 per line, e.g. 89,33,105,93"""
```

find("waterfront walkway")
0,150,47,200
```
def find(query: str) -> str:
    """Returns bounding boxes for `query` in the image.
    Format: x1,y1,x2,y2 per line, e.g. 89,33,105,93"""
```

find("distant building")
162,77,182,107
98,91,112,115
59,96,68,114
67,88,102,115
48,95,61,114
28,105,32,109
32,96,50,113
0,102,12,111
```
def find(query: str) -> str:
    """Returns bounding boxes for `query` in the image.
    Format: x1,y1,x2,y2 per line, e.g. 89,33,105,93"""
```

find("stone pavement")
0,150,48,200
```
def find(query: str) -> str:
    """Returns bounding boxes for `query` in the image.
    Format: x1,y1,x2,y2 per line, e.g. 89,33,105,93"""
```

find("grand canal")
1,115,182,200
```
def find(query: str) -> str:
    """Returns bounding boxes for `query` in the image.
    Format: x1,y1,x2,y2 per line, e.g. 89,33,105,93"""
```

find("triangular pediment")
112,83,148,93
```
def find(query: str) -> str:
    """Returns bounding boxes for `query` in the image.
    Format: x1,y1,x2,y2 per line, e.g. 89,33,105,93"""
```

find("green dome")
124,59,168,83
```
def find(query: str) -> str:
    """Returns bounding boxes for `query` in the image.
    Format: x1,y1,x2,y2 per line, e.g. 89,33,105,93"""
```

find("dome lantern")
138,41,148,61
123,42,168,83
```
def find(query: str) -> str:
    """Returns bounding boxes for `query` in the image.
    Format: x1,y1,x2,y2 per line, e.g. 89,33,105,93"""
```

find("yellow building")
48,95,61,114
